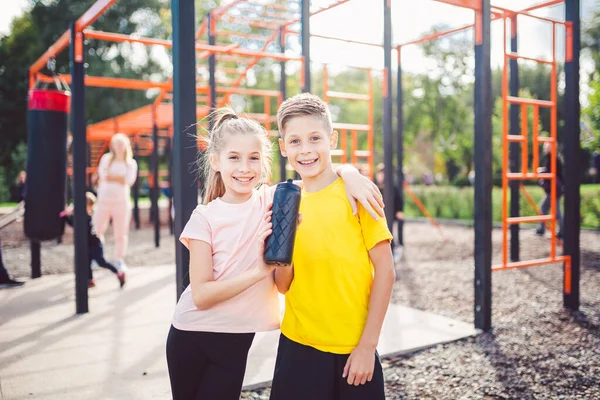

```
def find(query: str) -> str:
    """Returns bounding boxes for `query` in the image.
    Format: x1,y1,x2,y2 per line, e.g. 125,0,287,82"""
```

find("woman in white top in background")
94,133,138,271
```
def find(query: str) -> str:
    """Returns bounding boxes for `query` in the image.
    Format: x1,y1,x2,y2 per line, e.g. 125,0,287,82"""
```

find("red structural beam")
29,0,117,76
37,74,170,90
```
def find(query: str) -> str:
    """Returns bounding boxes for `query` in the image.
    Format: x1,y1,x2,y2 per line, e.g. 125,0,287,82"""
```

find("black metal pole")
301,0,311,93
208,12,216,131
509,15,520,262
30,240,41,279
382,0,395,233
563,0,580,310
396,46,405,246
70,24,88,314
279,26,288,182
172,0,198,299
132,138,140,230
473,2,492,332
152,123,160,248
166,136,174,235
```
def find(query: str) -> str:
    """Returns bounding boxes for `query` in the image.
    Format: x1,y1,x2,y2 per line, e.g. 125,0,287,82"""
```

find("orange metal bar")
367,70,374,173
197,86,280,97
403,183,445,239
29,31,70,75
195,42,298,61
550,22,558,258
323,65,329,103
507,96,554,107
85,30,172,47
340,130,347,164
37,74,171,90
507,215,553,224
75,0,117,31
491,5,567,25
217,30,280,108
31,0,118,75
351,131,358,164
332,123,371,131
565,22,573,62
519,183,563,247
533,106,540,173
283,0,350,27
507,172,553,180
521,104,529,175
502,15,509,266
286,29,383,47
507,135,525,142
492,256,569,271
506,53,553,65
564,256,572,294
522,0,564,12
264,95,271,131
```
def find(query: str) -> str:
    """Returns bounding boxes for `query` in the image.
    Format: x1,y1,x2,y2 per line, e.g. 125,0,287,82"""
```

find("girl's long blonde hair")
199,108,272,205
107,133,133,164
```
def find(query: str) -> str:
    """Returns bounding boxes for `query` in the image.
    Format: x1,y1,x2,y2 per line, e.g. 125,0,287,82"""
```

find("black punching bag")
24,88,70,241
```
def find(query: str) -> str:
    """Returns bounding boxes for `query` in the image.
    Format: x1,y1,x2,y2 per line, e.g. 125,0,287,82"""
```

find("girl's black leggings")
166,325,255,400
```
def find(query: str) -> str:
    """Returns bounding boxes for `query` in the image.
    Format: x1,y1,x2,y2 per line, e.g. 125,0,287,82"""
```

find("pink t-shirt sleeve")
180,207,211,249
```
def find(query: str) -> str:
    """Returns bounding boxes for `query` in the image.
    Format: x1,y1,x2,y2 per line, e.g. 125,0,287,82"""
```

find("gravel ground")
2,212,599,399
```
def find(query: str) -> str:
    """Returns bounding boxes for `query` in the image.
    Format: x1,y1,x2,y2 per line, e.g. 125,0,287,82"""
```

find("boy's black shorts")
270,334,385,400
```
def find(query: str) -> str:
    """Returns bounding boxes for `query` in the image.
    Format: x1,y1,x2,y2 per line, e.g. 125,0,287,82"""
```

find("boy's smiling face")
279,115,338,181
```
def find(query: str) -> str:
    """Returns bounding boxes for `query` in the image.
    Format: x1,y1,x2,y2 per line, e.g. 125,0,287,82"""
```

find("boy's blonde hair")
198,108,272,205
277,93,332,137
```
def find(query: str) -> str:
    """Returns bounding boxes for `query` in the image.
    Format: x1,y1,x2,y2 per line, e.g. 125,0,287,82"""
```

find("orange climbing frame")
495,5,571,293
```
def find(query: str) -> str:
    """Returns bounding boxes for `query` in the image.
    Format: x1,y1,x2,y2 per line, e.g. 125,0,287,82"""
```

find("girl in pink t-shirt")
166,109,383,400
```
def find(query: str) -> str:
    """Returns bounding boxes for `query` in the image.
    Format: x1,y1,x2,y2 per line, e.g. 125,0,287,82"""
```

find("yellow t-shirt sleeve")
357,204,393,250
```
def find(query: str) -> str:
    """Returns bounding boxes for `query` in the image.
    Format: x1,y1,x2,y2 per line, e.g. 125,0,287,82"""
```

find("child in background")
166,108,381,400
61,192,126,288
271,93,395,400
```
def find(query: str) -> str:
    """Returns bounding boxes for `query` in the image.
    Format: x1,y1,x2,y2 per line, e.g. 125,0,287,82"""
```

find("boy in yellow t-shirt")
271,93,395,400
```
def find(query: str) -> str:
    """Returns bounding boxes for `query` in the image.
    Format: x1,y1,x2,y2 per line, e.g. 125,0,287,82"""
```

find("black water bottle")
264,179,301,266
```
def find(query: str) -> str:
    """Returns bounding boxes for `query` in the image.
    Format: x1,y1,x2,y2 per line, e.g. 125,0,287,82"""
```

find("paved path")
0,265,476,399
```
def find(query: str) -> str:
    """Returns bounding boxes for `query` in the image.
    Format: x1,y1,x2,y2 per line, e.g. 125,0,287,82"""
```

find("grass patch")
404,185,600,229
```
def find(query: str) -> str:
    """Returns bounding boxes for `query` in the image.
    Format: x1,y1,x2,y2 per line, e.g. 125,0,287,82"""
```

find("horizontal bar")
331,149,345,156
326,91,370,101
196,86,281,97
30,31,71,74
506,96,554,107
507,215,553,224
522,0,564,12
85,30,172,47
332,123,371,131
76,0,117,31
507,135,525,142
354,150,371,157
506,52,553,65
506,172,554,180
286,29,383,47
32,1,117,74
37,74,170,90
537,137,555,143
195,43,302,61
492,256,569,271
492,5,567,25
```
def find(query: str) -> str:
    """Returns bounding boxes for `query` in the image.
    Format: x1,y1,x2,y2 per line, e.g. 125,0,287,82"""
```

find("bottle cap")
277,179,300,192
